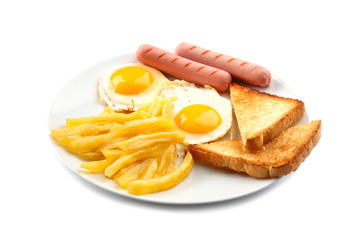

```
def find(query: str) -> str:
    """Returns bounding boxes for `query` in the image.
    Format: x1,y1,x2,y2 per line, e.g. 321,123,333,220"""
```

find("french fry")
164,96,178,102
80,123,113,136
116,131,185,151
51,132,71,146
111,117,174,136
165,162,176,175
80,158,116,173
78,151,105,160
172,144,178,163
67,132,118,153
137,102,152,113
116,159,152,189
113,160,139,182
141,158,158,180
51,124,94,145
66,110,147,127
104,144,170,177
51,123,114,146
51,95,193,195
157,144,175,177
147,96,165,117
127,152,194,195
162,101,175,121
98,136,126,151
101,149,123,160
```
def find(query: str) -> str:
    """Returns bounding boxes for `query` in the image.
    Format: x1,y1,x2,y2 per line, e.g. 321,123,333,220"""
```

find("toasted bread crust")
187,120,322,178
267,121,321,177
230,83,305,150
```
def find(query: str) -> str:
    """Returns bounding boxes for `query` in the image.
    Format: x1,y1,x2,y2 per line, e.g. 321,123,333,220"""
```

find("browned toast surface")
187,120,322,178
230,83,305,150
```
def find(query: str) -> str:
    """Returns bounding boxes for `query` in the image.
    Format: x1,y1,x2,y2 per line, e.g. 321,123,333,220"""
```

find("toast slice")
187,120,321,178
230,83,305,150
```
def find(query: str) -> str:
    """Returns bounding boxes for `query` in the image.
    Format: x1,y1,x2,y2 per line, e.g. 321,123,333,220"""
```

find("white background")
1,0,359,239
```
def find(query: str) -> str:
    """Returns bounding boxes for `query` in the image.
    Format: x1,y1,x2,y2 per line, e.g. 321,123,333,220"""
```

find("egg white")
98,63,169,110
160,80,232,145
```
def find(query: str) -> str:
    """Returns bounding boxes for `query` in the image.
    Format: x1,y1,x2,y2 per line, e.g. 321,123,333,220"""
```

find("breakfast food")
159,80,232,145
127,151,194,195
98,63,169,110
136,44,232,92
230,83,305,150
175,42,271,88
187,120,321,178
51,96,193,195
51,43,322,197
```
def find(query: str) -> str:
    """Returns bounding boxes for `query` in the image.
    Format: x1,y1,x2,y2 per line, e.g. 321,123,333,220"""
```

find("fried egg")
160,80,232,145
98,63,169,110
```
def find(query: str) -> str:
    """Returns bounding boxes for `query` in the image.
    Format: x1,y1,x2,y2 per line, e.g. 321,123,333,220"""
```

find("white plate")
48,53,309,205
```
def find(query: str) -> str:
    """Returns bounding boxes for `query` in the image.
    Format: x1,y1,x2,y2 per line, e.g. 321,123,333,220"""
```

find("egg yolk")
110,66,154,95
175,104,222,134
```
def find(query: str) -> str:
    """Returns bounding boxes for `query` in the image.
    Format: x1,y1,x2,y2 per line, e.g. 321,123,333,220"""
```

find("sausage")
175,42,271,88
136,44,232,92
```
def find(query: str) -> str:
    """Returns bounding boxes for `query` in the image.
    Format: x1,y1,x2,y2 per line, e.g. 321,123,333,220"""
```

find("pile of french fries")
51,96,193,195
